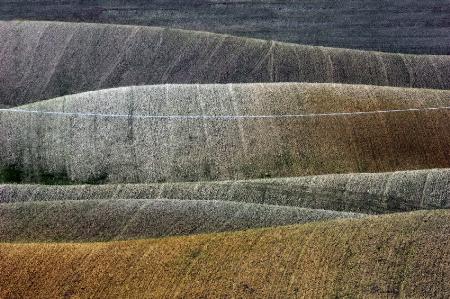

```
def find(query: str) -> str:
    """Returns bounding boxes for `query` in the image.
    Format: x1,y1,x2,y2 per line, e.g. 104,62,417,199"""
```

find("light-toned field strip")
2,105,449,119
1,168,448,214
2,83,449,184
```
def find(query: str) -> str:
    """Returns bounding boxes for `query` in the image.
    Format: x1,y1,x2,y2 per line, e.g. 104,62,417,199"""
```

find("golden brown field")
0,210,448,298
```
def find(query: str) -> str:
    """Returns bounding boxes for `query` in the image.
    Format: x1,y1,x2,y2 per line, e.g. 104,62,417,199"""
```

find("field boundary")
1,106,449,120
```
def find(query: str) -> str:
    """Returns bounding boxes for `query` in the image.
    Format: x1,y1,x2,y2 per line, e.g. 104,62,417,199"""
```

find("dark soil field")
1,0,449,54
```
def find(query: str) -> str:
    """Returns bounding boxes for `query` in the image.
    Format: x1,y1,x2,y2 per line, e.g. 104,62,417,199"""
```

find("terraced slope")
0,199,363,242
1,21,450,106
1,1,449,54
2,83,449,183
1,168,448,214
0,210,448,298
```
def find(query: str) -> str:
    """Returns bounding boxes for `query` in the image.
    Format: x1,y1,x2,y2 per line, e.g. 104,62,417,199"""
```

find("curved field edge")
1,168,448,214
0,198,365,242
18,83,450,115
0,210,448,298
2,1,449,55
1,83,449,183
1,21,450,106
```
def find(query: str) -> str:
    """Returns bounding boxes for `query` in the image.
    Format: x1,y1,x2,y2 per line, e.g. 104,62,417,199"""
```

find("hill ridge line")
2,21,450,107
0,20,441,57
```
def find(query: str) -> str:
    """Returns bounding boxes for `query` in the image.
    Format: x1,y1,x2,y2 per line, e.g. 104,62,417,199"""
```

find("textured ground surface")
0,198,364,242
1,21,450,106
0,210,448,298
1,0,449,54
1,10,449,297
1,168,448,214
2,83,449,183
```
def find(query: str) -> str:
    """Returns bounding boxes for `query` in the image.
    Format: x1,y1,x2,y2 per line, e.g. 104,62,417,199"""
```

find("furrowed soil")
0,198,364,242
0,210,448,298
1,1,449,54
0,17,449,298
1,21,450,106
1,168,449,214
2,83,449,183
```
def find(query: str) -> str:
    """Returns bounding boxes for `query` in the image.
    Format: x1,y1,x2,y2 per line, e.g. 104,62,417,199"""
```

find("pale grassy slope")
1,168,448,214
1,21,450,106
1,83,449,183
0,210,448,298
0,199,364,242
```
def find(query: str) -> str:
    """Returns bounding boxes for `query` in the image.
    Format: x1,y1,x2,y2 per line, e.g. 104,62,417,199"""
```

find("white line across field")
1,106,449,120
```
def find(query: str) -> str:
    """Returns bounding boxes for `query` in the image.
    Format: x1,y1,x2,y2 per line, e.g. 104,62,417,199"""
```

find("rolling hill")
1,168,448,214
0,11,449,297
0,198,364,242
0,210,448,298
1,83,449,184
1,21,450,107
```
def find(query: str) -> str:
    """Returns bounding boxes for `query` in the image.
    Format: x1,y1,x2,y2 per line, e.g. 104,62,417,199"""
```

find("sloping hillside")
1,1,449,54
2,83,449,183
0,198,363,242
1,21,450,106
1,168,448,214
0,210,448,298
0,10,449,298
